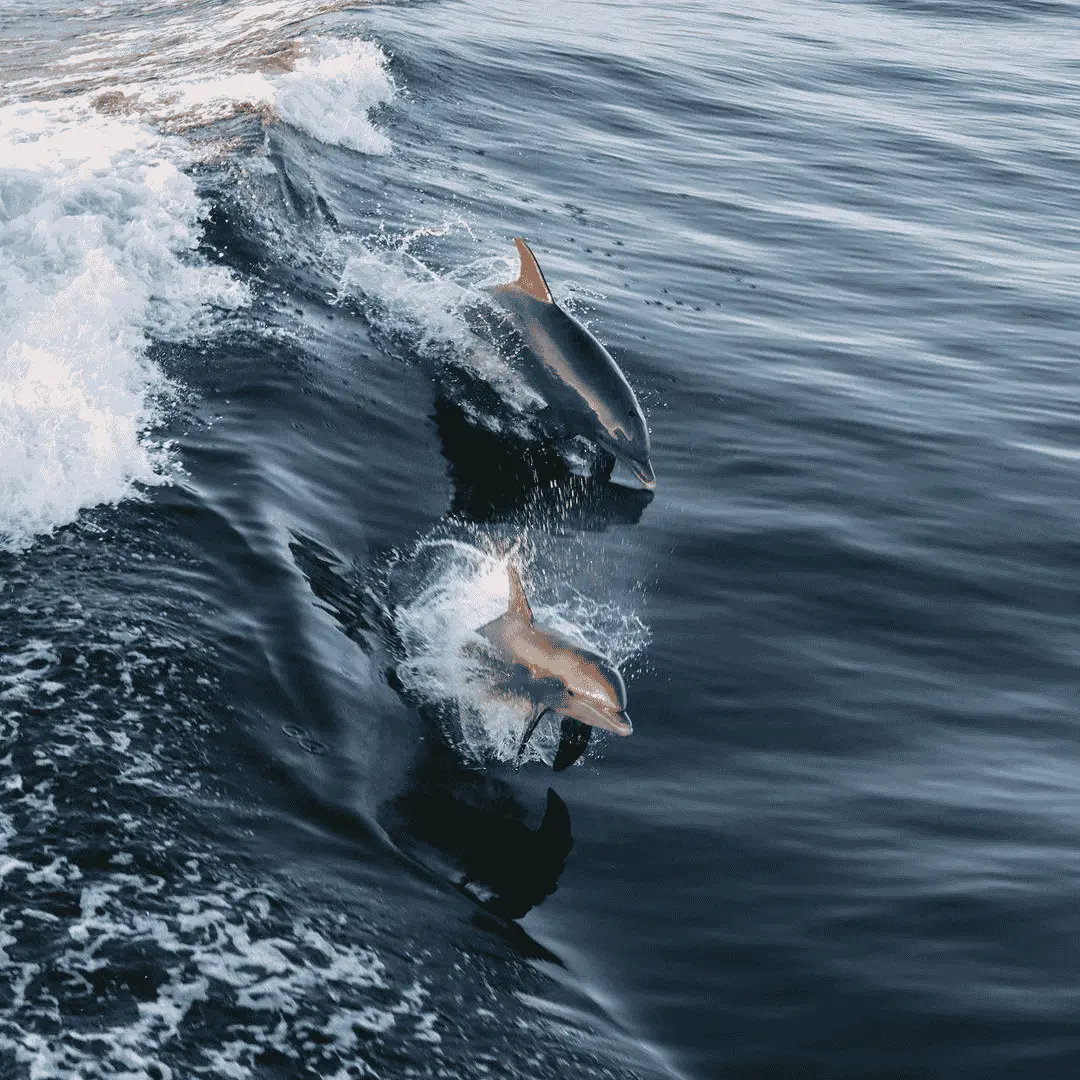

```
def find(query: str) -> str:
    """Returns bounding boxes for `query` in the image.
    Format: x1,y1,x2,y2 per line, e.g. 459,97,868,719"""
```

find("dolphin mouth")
608,455,656,491
568,699,633,736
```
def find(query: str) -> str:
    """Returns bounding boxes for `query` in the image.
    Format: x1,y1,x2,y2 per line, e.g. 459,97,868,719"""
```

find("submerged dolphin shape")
479,238,655,491
477,563,632,770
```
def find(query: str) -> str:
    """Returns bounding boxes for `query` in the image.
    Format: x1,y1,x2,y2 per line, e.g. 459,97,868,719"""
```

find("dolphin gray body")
476,238,656,491
477,563,632,770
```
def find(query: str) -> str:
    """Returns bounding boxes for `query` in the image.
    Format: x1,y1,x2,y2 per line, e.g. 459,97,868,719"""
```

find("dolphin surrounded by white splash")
476,562,633,771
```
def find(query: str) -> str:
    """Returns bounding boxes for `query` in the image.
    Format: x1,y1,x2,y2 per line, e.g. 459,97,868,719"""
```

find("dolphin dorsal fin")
510,238,553,304
507,563,534,623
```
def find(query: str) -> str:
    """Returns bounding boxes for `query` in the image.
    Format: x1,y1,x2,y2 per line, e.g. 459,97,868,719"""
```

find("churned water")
1,0,1079,1077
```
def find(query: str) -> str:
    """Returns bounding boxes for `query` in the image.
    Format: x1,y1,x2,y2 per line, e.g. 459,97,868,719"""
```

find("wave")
0,27,396,552
130,38,396,152
0,101,247,551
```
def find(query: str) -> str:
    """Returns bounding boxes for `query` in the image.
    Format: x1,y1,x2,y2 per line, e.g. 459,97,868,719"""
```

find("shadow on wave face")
288,532,574,925
382,738,574,922
433,394,653,530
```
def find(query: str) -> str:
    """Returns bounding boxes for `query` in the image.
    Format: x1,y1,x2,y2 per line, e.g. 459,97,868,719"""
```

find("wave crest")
0,103,248,551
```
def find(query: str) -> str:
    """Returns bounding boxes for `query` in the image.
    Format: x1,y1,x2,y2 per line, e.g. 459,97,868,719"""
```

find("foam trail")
0,101,247,551
338,237,546,420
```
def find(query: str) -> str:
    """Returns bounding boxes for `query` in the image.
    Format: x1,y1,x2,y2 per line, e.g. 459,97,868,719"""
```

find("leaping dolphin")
477,563,633,770
477,238,656,492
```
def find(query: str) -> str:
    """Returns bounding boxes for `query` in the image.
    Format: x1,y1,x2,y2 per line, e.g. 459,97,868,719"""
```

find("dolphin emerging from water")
477,563,632,770
476,238,656,491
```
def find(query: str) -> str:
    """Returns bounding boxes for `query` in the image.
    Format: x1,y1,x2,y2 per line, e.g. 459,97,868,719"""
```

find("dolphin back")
486,285,651,465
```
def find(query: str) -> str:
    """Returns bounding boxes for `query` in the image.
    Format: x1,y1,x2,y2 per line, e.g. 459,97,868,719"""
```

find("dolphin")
477,563,633,770
476,238,656,491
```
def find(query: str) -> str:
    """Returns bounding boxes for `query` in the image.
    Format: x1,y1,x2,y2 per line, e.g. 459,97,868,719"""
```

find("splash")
139,38,397,153
0,101,248,552
389,532,650,767
274,39,395,154
337,233,546,421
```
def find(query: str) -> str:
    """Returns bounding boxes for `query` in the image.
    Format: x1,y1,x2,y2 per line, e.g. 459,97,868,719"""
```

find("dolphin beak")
568,698,633,736
608,455,656,492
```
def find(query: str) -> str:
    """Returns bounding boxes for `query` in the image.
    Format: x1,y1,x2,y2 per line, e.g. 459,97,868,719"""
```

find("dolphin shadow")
381,739,573,922
289,533,574,922
433,393,653,530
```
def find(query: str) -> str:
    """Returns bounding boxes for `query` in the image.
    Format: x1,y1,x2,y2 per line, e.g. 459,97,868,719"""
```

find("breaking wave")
0,28,396,552
131,38,396,152
0,101,247,551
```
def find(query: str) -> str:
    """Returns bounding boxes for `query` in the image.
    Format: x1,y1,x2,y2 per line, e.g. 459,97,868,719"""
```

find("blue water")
2,0,1079,1077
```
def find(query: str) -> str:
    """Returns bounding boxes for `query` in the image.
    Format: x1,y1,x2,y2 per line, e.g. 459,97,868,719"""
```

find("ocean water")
1,0,1079,1077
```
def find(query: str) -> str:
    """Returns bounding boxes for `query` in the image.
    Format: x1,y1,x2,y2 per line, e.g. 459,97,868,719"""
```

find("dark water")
2,0,1080,1077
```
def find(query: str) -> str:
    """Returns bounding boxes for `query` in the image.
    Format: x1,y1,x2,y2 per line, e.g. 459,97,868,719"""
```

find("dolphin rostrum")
478,238,656,491
477,563,632,770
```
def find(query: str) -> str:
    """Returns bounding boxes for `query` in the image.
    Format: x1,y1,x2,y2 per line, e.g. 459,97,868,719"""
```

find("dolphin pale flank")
477,563,632,770
480,238,655,491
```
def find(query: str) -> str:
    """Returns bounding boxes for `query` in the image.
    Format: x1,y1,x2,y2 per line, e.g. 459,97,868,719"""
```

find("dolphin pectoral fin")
516,706,550,761
552,716,592,772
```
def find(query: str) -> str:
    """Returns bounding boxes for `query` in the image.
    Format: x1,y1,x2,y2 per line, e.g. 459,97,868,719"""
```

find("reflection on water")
386,742,574,921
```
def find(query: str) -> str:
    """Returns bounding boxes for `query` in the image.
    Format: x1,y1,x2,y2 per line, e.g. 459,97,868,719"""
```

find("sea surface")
2,0,1079,1077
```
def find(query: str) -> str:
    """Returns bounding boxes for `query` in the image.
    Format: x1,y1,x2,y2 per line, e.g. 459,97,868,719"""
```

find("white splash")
391,535,650,766
139,38,396,154
338,236,545,418
275,39,395,154
0,101,247,552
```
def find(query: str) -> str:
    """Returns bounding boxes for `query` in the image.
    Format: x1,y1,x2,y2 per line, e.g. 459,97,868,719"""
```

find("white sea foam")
338,235,545,419
1,17,399,554
145,39,396,153
275,40,395,154
0,626,441,1080
0,101,248,551
1,2,372,107
0,861,424,1079
391,535,650,766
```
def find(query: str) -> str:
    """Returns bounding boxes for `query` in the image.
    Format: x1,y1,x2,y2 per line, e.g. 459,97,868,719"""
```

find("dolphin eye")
566,689,575,696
